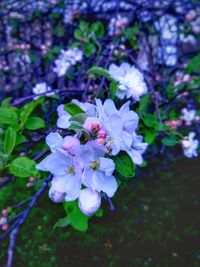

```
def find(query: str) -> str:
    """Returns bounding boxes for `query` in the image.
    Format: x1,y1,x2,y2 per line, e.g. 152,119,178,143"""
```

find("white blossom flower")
53,47,83,77
127,134,148,165
32,82,54,99
181,108,196,126
182,132,199,158
108,63,147,101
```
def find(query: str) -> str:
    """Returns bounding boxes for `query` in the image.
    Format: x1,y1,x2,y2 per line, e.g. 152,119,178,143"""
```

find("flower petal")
92,171,117,197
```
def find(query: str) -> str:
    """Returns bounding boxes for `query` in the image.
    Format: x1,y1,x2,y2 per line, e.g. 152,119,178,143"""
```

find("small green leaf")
64,103,85,116
112,151,135,178
9,157,39,177
64,201,88,232
3,127,16,155
20,97,44,125
15,134,26,145
83,42,96,57
1,97,13,107
68,122,90,139
90,21,105,37
53,216,70,229
87,67,116,83
144,129,157,144
25,116,45,130
69,113,87,124
137,95,151,116
0,108,18,126
162,136,179,147
142,113,158,129
110,82,118,99
95,209,103,218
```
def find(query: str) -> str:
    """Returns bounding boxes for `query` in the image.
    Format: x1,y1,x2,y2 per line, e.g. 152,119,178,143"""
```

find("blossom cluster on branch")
36,99,147,216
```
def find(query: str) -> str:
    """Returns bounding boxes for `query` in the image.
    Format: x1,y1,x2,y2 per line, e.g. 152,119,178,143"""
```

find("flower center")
90,161,100,170
67,166,75,174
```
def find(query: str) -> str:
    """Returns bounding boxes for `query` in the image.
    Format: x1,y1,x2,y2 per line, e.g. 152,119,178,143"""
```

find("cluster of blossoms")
32,82,54,99
108,63,148,101
181,132,199,158
165,107,199,158
181,108,199,126
37,99,147,216
108,14,129,36
53,47,83,77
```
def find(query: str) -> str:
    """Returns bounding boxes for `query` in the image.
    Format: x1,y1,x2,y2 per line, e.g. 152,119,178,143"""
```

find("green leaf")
68,122,90,139
69,113,87,124
64,201,88,232
87,67,116,83
74,28,83,39
9,157,39,177
144,129,157,144
142,113,159,129
95,209,103,218
15,134,26,145
25,116,45,130
0,107,18,126
3,127,16,155
20,97,44,125
162,136,179,147
1,97,13,107
90,21,105,37
64,103,85,116
83,42,96,57
110,82,118,99
185,53,200,73
53,216,70,229
137,95,151,116
112,151,135,178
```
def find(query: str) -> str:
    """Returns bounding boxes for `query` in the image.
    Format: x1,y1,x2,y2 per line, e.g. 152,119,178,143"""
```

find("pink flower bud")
29,177,35,183
91,122,100,132
170,121,177,129
2,209,9,217
2,224,9,231
78,188,101,216
49,188,66,203
97,130,107,139
83,117,101,133
63,136,80,153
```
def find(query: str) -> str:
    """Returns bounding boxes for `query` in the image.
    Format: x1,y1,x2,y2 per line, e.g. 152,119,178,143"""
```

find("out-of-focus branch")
5,174,53,267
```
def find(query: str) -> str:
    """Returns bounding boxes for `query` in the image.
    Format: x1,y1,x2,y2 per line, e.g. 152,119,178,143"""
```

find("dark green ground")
0,157,200,267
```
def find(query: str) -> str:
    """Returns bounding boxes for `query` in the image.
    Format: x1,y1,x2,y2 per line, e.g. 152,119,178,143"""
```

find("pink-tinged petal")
63,136,80,153
48,188,66,203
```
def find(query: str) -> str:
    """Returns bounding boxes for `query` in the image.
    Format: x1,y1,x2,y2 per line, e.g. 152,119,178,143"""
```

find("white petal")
46,132,63,152
78,188,101,216
57,114,71,129
92,171,118,197
99,157,115,176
